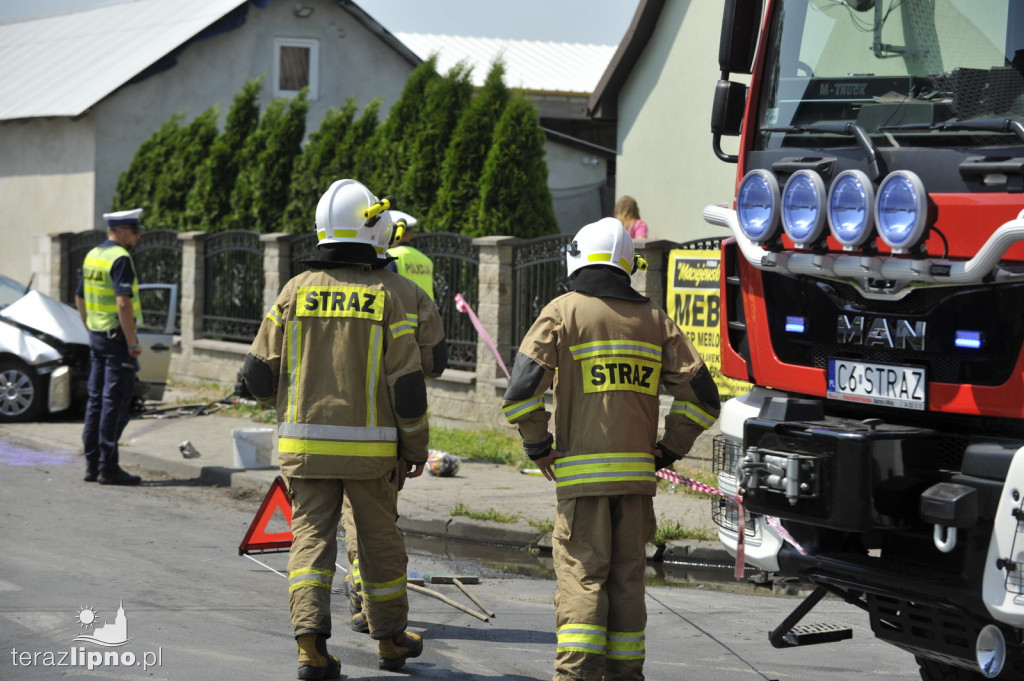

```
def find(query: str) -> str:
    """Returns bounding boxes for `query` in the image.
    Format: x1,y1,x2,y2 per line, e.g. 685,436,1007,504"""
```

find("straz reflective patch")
297,286,384,320
581,357,660,395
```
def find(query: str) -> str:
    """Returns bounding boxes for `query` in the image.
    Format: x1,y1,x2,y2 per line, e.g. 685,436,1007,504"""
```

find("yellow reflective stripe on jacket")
607,630,645,660
286,321,302,423
503,395,544,422
398,413,429,435
266,304,284,328
362,573,407,602
569,340,661,362
278,423,397,441
289,567,334,593
278,438,397,457
670,400,716,429
366,324,382,427
556,623,607,655
553,452,656,488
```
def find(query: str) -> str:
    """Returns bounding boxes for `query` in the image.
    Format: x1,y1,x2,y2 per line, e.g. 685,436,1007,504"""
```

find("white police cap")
390,210,418,231
103,208,143,226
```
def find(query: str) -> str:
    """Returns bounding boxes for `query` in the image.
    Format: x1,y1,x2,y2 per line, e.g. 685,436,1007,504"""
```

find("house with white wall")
587,0,744,245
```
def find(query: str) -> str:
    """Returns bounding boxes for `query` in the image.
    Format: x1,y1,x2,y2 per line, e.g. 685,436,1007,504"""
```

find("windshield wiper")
763,123,883,181
879,118,1024,143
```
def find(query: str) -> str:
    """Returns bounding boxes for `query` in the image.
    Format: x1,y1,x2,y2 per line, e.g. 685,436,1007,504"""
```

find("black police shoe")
84,469,98,483
98,467,142,486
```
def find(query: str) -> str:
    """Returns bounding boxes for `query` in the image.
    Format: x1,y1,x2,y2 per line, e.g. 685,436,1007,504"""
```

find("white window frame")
273,37,319,100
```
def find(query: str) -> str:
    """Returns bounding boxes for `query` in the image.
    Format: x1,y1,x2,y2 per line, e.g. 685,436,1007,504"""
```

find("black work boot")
84,468,98,483
98,467,141,486
295,633,341,680
377,631,423,671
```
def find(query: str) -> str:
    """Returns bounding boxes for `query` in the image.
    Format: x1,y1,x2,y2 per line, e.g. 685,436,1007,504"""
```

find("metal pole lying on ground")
408,582,490,622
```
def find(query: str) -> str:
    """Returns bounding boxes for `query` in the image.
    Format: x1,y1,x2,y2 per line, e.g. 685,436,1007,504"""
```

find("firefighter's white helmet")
314,179,391,247
375,210,418,258
565,217,633,276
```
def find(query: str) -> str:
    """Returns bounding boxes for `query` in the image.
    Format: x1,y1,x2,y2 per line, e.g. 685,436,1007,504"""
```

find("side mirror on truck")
712,0,763,162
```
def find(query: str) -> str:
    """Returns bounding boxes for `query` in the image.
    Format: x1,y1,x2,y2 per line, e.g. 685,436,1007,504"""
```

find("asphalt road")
0,435,923,680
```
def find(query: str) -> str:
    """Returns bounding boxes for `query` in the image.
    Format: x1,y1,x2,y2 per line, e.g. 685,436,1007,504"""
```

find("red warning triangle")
239,476,294,555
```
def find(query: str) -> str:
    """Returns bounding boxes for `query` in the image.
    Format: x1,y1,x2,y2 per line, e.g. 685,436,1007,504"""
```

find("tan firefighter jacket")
244,265,429,479
375,267,448,378
502,267,721,500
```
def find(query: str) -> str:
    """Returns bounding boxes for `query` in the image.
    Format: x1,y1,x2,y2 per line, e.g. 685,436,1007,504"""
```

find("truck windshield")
756,0,1024,148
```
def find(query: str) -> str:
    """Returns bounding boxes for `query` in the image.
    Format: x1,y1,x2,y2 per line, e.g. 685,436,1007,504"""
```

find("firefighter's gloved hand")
654,441,682,469
404,460,425,481
234,371,254,399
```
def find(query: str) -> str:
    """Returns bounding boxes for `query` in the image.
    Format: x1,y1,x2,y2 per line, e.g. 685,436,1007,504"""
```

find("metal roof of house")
395,32,616,95
0,0,419,122
0,0,250,121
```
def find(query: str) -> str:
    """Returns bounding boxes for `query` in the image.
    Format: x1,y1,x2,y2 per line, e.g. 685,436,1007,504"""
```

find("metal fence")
134,230,183,334
62,231,106,304
510,234,573,365
201,230,264,342
61,229,183,334
288,232,318,278
412,232,480,371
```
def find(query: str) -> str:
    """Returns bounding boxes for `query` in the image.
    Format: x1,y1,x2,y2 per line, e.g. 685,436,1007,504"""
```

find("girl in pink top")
614,195,648,238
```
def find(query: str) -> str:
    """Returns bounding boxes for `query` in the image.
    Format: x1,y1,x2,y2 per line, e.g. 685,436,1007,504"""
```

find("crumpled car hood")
0,291,89,364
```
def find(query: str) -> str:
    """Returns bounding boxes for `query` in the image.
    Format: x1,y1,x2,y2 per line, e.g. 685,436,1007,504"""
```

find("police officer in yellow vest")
502,217,721,681
341,208,449,634
75,208,144,486
385,211,434,299
240,180,429,680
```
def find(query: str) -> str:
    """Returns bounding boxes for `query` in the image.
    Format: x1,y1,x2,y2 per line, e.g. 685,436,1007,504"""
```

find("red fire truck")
706,1,1024,678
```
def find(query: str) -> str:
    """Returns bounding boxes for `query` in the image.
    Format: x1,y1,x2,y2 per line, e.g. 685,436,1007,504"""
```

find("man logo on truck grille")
837,315,926,351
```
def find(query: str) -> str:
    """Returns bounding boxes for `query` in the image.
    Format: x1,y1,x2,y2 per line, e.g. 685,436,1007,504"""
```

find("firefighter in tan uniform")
341,209,448,634
240,179,428,680
502,217,721,681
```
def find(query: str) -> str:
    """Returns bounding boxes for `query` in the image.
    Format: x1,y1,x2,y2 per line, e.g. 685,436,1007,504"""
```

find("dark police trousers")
82,328,137,473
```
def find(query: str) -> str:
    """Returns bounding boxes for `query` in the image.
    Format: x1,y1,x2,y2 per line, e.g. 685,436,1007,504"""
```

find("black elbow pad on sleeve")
690,364,721,410
394,370,427,418
240,353,275,399
504,352,547,401
433,339,449,374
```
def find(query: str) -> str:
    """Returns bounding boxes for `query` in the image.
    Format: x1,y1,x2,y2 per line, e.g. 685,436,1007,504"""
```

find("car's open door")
136,283,177,403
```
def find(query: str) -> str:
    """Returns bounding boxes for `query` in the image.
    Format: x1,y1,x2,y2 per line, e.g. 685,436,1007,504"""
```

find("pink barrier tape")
454,292,511,379
764,515,808,555
654,468,752,578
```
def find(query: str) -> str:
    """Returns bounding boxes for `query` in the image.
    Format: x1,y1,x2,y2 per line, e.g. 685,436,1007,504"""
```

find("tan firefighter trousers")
552,494,656,681
287,473,409,640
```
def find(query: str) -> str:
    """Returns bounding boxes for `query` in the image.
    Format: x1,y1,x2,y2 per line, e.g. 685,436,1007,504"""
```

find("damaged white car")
0,274,175,423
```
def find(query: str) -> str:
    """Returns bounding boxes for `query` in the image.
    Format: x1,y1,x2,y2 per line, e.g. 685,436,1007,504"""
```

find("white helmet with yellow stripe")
315,179,392,248
566,217,635,276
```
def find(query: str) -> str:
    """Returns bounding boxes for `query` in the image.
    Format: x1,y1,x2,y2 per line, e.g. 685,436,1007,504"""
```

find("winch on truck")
705,0,1024,679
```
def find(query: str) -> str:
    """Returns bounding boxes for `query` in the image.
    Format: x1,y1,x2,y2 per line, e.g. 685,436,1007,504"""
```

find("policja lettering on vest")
75,208,145,486
385,211,434,300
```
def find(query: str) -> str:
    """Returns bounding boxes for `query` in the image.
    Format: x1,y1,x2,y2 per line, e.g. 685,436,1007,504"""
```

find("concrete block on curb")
398,515,450,538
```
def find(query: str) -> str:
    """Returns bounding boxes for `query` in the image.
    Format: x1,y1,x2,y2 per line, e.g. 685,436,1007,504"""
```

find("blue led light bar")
785,316,806,333
954,331,983,349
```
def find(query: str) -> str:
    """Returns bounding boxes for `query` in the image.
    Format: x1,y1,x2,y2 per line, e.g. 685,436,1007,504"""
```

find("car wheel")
0,358,45,423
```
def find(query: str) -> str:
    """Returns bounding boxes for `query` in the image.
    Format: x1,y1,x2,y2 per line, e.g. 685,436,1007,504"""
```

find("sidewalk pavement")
0,383,732,565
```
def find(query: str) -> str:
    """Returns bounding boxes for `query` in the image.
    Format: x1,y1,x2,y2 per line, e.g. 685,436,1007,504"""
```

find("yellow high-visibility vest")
82,244,141,332
387,245,434,300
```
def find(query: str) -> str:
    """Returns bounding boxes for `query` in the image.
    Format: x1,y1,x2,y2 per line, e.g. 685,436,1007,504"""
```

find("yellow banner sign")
665,249,750,400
